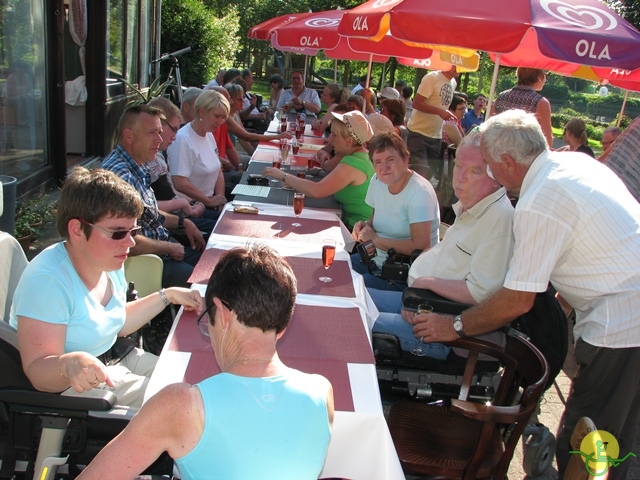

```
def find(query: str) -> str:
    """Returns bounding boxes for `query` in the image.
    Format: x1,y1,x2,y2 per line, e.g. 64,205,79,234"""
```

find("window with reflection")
0,0,48,177
107,0,151,98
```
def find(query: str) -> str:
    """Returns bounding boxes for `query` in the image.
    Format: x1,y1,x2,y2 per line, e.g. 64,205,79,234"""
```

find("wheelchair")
0,234,172,478
373,286,567,477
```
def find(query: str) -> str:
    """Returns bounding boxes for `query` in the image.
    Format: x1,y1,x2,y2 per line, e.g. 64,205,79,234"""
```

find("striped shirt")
505,150,640,348
102,145,170,241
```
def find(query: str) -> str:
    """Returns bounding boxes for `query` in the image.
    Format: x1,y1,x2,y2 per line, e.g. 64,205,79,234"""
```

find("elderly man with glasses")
276,70,322,121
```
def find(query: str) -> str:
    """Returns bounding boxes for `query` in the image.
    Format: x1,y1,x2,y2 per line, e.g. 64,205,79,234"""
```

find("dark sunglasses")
78,218,141,240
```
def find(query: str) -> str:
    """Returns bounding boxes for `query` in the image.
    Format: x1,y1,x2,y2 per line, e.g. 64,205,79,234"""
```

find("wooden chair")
388,335,549,479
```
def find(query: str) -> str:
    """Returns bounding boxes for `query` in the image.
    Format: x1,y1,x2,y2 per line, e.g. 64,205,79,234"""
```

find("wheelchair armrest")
0,387,117,412
402,287,472,314
450,399,525,423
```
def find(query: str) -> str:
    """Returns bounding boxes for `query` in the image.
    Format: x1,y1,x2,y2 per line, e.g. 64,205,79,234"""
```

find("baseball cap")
331,110,374,145
378,86,400,100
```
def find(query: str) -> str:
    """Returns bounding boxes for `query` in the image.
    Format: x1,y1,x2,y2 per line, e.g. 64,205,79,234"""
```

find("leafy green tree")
161,0,239,88
605,0,640,31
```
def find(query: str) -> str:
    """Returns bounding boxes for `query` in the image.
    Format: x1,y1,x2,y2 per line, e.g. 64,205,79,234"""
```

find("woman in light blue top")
351,133,439,291
11,167,202,410
78,245,334,480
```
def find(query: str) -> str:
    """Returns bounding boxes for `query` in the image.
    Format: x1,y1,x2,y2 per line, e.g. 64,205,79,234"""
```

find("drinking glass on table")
271,156,282,184
280,140,289,165
295,125,303,140
292,139,300,155
319,239,336,283
411,303,434,357
292,192,304,227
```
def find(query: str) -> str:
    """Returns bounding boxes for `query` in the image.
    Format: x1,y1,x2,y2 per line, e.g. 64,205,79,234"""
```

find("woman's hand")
59,352,114,393
262,167,284,181
164,288,204,314
356,223,377,243
316,149,331,166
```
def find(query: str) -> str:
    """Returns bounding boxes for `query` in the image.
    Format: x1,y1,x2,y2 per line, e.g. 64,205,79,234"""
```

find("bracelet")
159,288,170,307
282,173,288,184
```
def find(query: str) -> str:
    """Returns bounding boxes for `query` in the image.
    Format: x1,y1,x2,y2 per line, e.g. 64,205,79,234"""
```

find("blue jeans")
161,245,202,288
369,288,451,360
351,253,406,291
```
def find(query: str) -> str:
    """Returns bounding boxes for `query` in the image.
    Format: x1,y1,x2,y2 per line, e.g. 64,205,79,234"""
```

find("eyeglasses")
602,140,613,147
78,218,141,240
196,297,232,337
162,120,179,135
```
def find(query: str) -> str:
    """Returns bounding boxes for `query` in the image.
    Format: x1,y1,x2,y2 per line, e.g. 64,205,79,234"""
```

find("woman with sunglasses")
10,168,203,410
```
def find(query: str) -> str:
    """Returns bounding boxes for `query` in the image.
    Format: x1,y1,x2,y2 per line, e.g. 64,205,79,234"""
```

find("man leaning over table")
415,109,640,480
276,70,321,121
103,104,205,288
370,130,514,358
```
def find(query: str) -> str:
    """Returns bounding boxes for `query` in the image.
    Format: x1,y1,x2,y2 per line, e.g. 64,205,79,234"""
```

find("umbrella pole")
334,59,337,82
618,89,629,127
486,54,501,120
304,55,309,84
366,54,373,88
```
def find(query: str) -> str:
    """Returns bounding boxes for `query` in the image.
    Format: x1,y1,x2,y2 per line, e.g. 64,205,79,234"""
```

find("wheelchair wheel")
523,423,556,477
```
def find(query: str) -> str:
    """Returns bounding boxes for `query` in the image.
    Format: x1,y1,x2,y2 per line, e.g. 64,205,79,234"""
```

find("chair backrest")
124,254,163,298
450,335,549,478
0,232,28,324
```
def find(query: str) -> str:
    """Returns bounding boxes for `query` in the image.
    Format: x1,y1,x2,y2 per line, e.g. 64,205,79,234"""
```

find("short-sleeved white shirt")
409,188,514,303
167,123,221,198
505,150,640,348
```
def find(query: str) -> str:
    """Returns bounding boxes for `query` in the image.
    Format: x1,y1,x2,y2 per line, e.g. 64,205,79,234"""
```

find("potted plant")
13,196,54,252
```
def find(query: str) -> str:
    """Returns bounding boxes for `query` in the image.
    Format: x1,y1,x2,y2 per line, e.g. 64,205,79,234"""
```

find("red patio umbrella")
248,8,440,80
338,0,640,110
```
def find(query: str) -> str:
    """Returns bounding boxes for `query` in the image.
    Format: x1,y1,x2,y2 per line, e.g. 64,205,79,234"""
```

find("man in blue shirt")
461,94,487,133
103,104,204,287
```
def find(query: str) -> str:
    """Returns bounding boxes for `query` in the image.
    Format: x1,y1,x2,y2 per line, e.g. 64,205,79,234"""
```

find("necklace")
226,357,273,370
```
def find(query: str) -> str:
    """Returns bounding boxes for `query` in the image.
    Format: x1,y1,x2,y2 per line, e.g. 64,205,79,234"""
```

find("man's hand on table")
184,218,205,251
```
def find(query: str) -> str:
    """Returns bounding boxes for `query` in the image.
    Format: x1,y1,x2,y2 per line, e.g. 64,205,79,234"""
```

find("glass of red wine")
319,239,336,283
292,192,304,227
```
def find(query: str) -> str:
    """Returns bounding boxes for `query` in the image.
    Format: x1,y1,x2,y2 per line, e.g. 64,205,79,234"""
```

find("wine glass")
280,140,289,165
319,239,336,283
410,303,433,356
292,192,304,227
271,156,281,184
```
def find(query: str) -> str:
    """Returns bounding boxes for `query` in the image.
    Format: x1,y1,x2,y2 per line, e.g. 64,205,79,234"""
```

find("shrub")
161,0,239,88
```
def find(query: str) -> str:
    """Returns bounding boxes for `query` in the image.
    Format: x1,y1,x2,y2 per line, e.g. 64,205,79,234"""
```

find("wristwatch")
178,216,184,229
452,315,467,338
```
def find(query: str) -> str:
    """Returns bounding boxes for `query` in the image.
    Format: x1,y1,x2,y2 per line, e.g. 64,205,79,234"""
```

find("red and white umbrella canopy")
248,8,437,63
338,0,640,71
